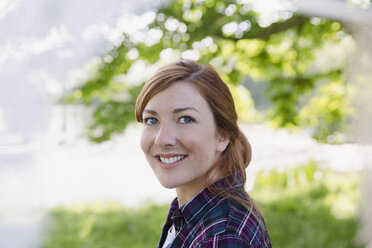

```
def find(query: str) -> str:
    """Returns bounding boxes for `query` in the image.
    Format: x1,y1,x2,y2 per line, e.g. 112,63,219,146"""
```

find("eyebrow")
143,107,199,116
173,107,199,114
143,109,157,115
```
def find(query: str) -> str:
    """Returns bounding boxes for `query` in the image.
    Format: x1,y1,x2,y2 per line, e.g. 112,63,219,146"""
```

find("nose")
154,123,177,148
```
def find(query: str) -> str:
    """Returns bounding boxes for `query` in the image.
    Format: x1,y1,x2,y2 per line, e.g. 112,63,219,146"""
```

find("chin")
156,176,181,189
159,180,179,189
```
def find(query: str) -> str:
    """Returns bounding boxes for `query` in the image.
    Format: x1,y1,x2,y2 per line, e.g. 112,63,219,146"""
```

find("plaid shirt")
158,173,271,248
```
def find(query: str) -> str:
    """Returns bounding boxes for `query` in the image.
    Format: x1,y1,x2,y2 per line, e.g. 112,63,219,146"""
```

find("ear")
216,134,230,153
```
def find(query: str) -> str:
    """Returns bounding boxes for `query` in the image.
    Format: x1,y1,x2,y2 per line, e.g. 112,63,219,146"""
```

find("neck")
175,169,223,207
176,176,206,207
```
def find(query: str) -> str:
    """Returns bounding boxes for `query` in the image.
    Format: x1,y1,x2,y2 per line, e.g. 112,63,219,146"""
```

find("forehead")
145,81,209,110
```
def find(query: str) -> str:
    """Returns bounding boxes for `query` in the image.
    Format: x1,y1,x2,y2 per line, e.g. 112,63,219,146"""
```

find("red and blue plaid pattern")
157,173,271,247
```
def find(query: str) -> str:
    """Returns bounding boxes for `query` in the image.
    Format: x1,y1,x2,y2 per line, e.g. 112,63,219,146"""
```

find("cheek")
140,129,152,154
188,130,217,157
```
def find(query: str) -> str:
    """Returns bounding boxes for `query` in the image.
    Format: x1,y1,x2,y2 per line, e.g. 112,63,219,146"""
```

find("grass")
43,203,167,248
252,162,362,247
43,162,363,248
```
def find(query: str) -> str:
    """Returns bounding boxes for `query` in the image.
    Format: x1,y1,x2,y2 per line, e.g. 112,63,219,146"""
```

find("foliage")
298,80,353,143
43,163,363,248
64,0,362,143
228,83,260,122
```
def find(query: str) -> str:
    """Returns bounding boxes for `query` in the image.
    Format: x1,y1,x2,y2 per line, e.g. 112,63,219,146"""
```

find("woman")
135,60,271,247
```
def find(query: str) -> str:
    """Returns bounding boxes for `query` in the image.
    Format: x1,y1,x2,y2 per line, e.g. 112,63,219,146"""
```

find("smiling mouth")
157,155,186,164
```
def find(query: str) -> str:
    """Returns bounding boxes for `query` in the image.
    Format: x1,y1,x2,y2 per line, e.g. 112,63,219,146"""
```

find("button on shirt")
157,173,272,248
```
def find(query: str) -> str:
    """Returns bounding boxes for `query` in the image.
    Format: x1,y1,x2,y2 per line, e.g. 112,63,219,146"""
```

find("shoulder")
200,233,250,247
195,198,270,248
225,199,269,247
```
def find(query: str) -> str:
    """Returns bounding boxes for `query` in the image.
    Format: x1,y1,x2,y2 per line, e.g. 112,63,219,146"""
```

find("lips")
156,154,187,167
159,155,185,164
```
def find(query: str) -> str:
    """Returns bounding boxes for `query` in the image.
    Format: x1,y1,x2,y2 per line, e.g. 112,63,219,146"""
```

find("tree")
66,0,360,143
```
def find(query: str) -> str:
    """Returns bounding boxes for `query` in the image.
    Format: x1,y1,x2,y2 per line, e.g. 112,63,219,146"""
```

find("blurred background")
1,0,372,247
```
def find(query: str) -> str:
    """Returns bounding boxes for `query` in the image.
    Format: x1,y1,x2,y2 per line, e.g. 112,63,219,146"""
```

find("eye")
144,117,159,125
179,116,195,124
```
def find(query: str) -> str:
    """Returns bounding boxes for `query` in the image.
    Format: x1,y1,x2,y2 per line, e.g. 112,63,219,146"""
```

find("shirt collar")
169,172,244,231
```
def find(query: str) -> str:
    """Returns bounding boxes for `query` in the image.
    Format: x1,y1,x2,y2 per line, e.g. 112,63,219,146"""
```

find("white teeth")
159,155,185,164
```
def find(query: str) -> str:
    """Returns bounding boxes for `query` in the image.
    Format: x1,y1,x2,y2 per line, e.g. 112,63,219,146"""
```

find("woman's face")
140,81,229,194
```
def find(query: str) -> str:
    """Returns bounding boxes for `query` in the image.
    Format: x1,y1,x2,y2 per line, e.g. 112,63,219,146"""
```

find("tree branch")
220,15,310,41
250,16,310,40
